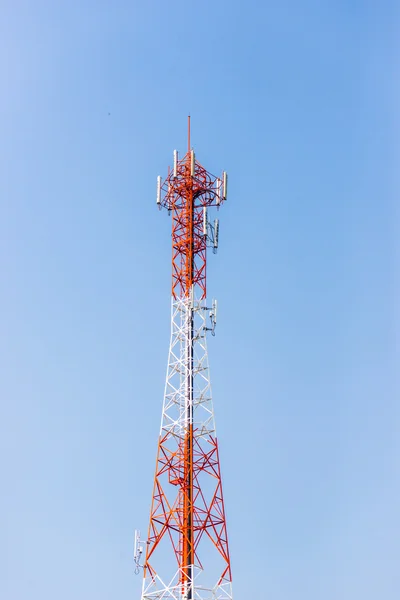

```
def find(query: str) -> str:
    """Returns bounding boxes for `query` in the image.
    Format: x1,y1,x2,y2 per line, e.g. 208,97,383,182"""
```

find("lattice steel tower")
134,119,232,600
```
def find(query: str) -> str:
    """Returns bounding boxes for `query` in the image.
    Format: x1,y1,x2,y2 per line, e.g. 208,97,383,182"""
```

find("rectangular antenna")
191,150,195,176
216,178,221,206
173,150,178,178
214,218,219,249
134,530,140,560
157,176,162,204
222,172,228,199
203,207,208,236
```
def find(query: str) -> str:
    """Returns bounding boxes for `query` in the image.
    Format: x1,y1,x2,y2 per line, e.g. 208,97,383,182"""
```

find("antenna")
213,218,219,251
208,299,218,336
191,150,195,176
156,176,162,205
173,150,178,178
203,207,208,237
134,530,144,575
223,171,228,200
216,178,221,206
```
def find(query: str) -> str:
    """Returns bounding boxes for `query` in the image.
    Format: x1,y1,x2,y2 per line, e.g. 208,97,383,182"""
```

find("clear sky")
1,1,399,599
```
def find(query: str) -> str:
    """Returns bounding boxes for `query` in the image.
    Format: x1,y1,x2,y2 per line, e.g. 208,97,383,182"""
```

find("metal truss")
140,295,232,600
141,566,233,600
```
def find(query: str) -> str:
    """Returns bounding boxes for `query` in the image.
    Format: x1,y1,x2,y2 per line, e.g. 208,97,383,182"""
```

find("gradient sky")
1,1,399,599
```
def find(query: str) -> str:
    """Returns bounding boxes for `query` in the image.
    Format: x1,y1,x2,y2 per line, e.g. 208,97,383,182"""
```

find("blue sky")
1,1,398,598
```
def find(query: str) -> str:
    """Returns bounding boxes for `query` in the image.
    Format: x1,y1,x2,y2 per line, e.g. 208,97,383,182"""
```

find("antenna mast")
137,121,231,600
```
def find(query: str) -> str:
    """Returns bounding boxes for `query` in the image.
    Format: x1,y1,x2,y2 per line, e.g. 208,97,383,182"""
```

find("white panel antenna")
203,207,208,237
191,150,195,176
213,218,219,249
157,176,162,205
216,178,221,206
222,171,228,200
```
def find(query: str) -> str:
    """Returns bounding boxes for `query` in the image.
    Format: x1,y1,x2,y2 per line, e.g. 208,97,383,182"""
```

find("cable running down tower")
135,118,232,600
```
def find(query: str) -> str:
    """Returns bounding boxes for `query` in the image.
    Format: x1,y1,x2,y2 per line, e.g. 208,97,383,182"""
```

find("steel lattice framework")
136,119,231,600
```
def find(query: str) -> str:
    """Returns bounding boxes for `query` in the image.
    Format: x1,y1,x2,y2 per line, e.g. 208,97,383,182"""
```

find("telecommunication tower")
135,118,232,600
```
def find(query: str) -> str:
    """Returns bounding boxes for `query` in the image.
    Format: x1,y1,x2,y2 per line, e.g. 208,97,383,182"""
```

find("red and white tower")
135,119,232,600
